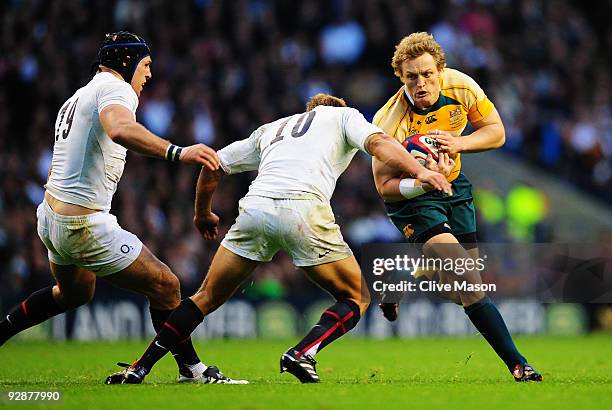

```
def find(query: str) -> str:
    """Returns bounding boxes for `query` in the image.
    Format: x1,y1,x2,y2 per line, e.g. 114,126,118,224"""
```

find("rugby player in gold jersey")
372,32,541,382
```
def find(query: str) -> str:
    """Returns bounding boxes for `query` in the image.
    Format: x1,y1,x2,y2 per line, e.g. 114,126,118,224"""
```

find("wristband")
165,144,183,162
399,178,426,199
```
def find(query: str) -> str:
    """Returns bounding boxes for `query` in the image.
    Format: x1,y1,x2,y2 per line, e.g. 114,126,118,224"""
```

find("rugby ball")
401,134,440,166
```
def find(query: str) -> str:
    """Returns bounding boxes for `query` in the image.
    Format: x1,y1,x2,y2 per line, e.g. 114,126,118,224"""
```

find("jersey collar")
403,86,445,116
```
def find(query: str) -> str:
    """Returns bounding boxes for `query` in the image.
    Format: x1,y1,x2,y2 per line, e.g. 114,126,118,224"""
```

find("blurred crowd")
0,0,610,301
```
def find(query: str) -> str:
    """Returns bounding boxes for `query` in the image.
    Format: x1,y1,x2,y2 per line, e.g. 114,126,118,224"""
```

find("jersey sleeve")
341,108,383,153
217,127,263,175
456,73,495,123
97,81,138,114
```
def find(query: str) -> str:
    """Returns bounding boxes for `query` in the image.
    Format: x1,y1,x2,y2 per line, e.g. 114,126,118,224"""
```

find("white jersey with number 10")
218,106,382,202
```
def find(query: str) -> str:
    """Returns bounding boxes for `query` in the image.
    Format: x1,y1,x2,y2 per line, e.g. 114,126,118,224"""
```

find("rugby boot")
105,362,148,384
512,363,543,382
280,349,320,383
379,302,399,322
178,364,249,384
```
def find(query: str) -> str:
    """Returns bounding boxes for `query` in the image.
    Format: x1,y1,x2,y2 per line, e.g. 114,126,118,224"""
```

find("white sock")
302,343,320,358
187,362,207,378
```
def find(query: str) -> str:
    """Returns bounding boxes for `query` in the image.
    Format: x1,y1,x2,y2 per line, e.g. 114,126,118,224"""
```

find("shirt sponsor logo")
449,107,462,122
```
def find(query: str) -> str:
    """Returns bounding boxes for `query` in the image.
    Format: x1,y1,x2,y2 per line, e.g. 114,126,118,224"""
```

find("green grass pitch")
1,335,611,409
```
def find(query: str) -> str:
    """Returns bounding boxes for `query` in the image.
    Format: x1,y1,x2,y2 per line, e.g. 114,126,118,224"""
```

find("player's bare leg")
423,233,485,306
106,245,256,384
379,239,469,321
102,244,211,380
424,233,541,381
190,246,260,315
103,245,180,309
0,263,95,346
280,255,370,383
435,245,481,303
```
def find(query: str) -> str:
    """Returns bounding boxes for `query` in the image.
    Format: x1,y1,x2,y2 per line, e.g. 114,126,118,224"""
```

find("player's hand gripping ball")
401,134,455,180
401,134,440,166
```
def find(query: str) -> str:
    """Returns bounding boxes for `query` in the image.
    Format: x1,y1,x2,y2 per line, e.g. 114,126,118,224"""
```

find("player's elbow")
375,183,389,200
107,122,130,143
379,190,400,203
375,179,403,202
366,132,393,157
494,127,506,149
106,125,123,142
373,174,387,198
491,124,506,149
374,183,386,199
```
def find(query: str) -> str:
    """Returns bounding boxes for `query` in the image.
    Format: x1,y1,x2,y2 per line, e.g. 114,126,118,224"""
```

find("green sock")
464,296,526,370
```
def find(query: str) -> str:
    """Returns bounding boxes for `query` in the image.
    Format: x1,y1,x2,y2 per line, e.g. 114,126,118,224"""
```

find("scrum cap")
93,31,151,83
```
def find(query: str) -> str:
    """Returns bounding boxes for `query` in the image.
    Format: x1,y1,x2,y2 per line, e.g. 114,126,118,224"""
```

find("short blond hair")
391,32,446,77
305,93,347,111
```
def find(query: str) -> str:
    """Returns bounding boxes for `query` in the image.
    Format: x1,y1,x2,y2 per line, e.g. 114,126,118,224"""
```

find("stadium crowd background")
0,0,610,305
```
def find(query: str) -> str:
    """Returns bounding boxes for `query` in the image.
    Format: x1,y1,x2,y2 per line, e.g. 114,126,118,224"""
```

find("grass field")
1,335,611,409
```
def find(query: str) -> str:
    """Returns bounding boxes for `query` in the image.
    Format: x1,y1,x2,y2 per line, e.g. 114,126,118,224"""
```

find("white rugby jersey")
45,72,138,211
218,106,382,202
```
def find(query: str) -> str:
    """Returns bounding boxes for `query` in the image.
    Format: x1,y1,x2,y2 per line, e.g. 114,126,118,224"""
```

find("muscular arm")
193,166,222,240
372,157,411,202
367,133,452,199
460,107,505,153
367,133,425,177
194,167,222,217
100,104,172,157
99,104,219,169
372,157,403,202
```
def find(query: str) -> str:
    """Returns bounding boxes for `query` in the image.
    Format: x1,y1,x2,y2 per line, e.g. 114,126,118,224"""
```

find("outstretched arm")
99,104,220,170
193,166,223,240
191,128,262,240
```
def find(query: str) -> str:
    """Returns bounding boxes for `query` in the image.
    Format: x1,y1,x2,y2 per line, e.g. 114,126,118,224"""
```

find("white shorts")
36,200,143,277
221,195,353,267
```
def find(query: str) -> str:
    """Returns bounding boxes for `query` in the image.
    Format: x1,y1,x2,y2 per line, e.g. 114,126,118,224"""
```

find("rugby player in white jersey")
106,93,453,384
0,31,245,384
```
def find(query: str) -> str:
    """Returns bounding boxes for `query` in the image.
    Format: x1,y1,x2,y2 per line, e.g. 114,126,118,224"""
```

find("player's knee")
149,265,181,306
160,272,181,300
460,290,486,307
163,270,181,295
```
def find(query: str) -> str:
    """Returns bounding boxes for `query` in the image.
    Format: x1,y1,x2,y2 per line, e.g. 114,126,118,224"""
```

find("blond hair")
391,32,446,77
305,93,347,111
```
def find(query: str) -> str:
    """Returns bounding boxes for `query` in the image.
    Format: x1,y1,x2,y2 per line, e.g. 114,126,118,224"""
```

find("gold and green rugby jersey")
373,68,495,182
